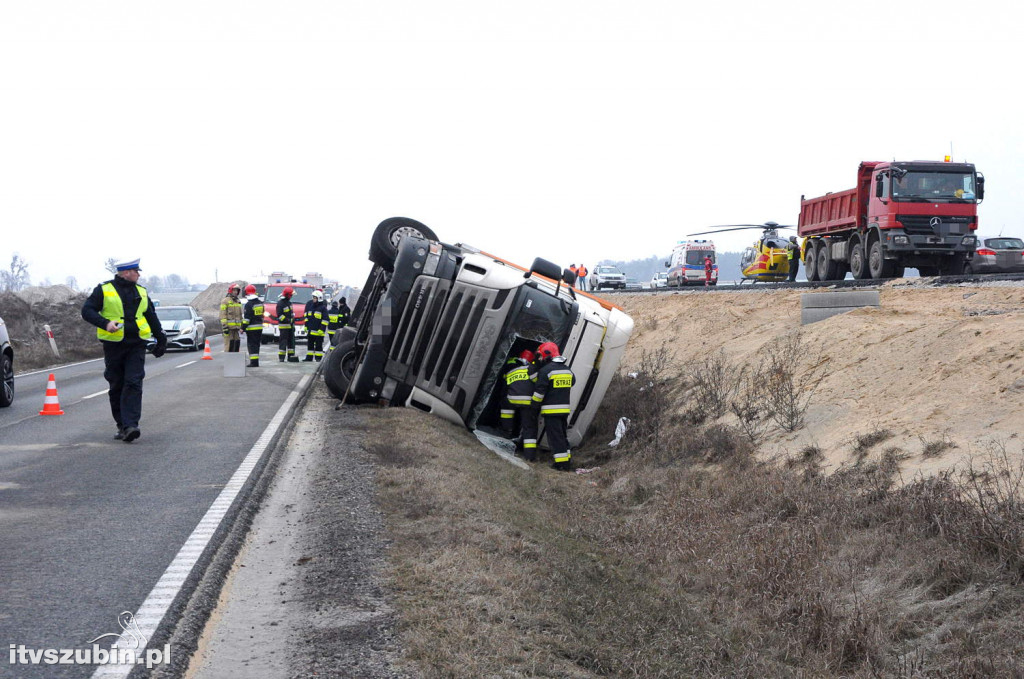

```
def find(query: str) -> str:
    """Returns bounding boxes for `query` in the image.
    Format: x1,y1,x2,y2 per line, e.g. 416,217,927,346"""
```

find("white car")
589,265,627,290
649,272,668,289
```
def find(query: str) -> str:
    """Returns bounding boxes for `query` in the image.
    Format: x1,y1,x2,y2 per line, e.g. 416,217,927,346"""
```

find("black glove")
153,336,168,358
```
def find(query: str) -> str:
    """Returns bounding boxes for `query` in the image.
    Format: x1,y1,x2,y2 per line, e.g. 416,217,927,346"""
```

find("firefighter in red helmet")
219,283,243,352
532,341,576,470
501,348,539,460
277,286,299,362
240,284,264,367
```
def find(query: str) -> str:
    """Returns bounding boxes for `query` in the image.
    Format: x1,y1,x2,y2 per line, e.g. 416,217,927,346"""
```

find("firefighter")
303,289,327,361
337,297,351,328
502,349,539,459
532,342,575,471
787,236,800,282
704,255,714,288
326,300,341,345
277,287,299,362
220,284,244,351
241,284,264,367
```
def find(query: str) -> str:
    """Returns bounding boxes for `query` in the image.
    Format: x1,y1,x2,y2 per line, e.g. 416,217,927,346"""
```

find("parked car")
625,278,644,290
965,236,1024,274
589,265,627,290
649,272,669,289
0,315,13,407
146,305,207,352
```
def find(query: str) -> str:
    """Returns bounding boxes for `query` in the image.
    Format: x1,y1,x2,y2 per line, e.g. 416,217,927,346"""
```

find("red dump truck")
799,160,984,280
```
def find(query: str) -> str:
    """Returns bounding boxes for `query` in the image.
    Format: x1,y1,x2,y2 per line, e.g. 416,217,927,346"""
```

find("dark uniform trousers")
103,341,147,430
246,330,262,365
279,329,296,361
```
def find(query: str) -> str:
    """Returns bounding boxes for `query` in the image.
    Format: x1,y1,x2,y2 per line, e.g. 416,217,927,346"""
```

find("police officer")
532,342,576,470
277,287,299,363
303,289,327,361
502,349,539,461
241,284,264,367
787,236,800,282
81,257,166,443
219,284,243,352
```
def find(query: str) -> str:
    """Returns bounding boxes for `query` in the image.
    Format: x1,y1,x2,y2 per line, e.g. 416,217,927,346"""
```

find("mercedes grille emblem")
930,217,942,228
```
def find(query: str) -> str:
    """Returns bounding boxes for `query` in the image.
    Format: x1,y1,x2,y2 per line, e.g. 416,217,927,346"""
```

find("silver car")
147,305,207,352
965,237,1024,274
0,315,13,407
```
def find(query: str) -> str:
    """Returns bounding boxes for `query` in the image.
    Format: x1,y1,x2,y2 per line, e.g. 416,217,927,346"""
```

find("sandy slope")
615,281,1024,474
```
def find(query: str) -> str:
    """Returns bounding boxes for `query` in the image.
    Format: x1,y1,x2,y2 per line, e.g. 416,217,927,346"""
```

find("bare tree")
65,275,78,290
165,273,185,291
1,253,31,292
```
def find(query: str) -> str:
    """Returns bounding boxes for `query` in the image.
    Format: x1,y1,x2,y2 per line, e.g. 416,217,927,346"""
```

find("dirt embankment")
0,287,102,372
615,280,1024,474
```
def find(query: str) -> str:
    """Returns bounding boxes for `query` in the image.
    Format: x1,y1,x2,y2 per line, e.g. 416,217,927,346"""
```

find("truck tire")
892,263,905,278
369,217,438,271
939,254,967,276
868,240,895,279
804,240,819,281
817,241,841,281
848,239,868,280
324,332,364,402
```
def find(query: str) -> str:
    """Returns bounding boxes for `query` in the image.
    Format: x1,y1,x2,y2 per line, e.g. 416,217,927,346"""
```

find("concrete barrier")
801,290,880,325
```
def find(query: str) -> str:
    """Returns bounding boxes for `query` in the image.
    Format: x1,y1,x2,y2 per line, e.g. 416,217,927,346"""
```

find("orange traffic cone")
202,339,213,360
39,373,65,416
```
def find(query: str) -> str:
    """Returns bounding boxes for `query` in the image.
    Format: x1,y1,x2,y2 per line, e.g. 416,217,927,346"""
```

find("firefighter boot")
303,354,314,362
249,359,259,368
288,356,300,363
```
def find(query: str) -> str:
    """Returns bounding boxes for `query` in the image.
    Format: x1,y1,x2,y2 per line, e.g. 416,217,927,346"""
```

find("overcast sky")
2,0,1022,290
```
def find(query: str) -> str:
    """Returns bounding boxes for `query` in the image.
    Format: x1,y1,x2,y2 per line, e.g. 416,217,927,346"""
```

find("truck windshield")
506,286,575,344
685,250,714,265
266,286,314,303
892,172,976,203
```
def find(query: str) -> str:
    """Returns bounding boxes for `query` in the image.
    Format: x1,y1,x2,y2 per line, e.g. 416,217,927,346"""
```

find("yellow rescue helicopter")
688,222,798,283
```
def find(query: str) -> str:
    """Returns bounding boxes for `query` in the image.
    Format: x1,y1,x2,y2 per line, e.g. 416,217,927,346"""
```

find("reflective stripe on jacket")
98,282,151,341
504,358,537,406
532,357,575,415
220,296,243,329
277,300,294,329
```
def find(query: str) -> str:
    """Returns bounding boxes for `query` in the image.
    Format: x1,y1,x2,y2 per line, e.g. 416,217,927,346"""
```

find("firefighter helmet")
282,286,294,298
312,289,324,300
228,283,241,294
537,342,560,361
244,284,257,295
519,349,536,363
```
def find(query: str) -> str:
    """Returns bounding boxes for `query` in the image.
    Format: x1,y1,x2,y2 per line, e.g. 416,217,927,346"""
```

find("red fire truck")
261,282,316,344
800,160,984,280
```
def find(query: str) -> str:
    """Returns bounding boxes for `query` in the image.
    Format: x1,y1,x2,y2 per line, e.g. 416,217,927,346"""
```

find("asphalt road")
0,336,318,678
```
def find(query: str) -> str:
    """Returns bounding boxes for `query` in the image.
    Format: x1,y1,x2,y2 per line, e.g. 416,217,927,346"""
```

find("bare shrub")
730,363,771,446
920,432,957,458
851,427,894,464
760,333,828,432
682,349,739,422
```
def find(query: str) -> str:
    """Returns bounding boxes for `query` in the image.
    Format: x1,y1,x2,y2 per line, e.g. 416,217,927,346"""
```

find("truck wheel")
804,240,819,281
868,240,895,279
369,217,438,271
324,331,364,402
892,264,905,278
848,240,868,279
963,262,974,275
939,254,967,276
817,242,841,281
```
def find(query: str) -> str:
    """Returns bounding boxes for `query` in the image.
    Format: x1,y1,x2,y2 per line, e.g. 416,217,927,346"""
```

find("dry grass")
369,385,1024,677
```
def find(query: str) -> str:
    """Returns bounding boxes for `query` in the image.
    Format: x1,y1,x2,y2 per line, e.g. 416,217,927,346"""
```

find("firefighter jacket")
304,300,327,335
327,303,341,331
532,356,575,416
277,299,294,329
337,301,350,327
242,297,264,332
504,357,537,406
220,295,243,332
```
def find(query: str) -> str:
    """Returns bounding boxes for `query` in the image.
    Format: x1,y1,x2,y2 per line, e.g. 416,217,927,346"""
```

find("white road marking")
90,375,310,679
15,357,105,378
174,361,197,369
82,390,108,400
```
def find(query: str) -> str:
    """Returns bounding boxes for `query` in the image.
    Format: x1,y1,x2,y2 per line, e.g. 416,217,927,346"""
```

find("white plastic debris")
627,372,639,379
607,417,630,447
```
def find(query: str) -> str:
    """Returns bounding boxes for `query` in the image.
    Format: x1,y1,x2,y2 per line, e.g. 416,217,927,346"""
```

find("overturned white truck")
324,217,634,448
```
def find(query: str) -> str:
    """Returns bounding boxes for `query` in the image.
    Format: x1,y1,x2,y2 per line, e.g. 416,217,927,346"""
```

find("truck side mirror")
976,173,985,201
664,261,670,268
526,257,562,281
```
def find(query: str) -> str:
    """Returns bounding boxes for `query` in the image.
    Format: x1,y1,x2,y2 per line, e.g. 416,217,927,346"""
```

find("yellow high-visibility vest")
98,282,151,341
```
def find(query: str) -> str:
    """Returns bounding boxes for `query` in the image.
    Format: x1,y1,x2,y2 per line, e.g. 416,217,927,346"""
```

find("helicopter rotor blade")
687,226,765,236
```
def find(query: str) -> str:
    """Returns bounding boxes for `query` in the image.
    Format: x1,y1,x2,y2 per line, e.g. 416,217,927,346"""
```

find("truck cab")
326,218,634,449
